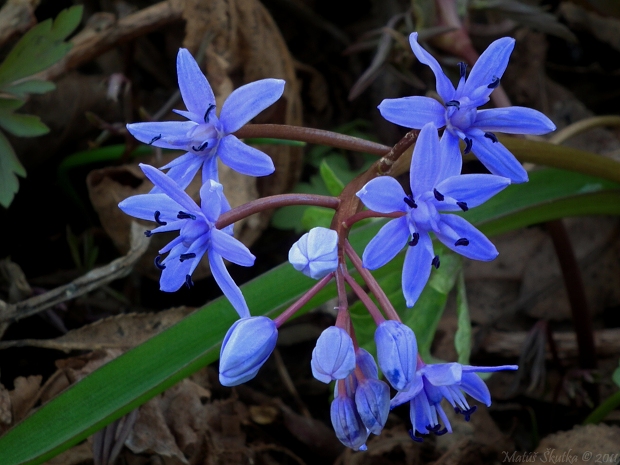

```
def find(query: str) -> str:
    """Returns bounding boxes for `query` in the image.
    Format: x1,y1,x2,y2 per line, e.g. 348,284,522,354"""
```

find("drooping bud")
219,316,278,386
288,227,338,279
355,378,390,435
374,320,417,391
355,348,378,380
311,326,356,383
330,392,370,451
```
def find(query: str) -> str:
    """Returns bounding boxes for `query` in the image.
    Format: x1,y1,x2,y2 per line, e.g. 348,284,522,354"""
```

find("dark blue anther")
154,255,166,270
408,429,424,443
144,230,153,237
154,210,167,225
488,77,500,89
203,104,216,123
434,427,448,436
427,424,441,433
404,196,417,209
464,137,473,154
446,100,460,109
148,134,162,145
179,253,196,262
185,274,194,288
432,255,440,269
409,232,420,247
192,141,209,152
455,238,469,247
457,201,468,212
484,132,498,143
433,189,444,201
458,62,467,79
177,211,196,220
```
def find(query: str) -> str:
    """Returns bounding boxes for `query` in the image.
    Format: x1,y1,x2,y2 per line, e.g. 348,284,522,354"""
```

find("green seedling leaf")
4,80,56,98
455,269,471,365
0,113,49,137
0,5,83,87
319,159,345,196
0,131,25,208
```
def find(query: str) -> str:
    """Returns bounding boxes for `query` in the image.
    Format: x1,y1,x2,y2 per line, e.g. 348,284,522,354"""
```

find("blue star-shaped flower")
118,163,255,318
378,33,556,183
357,123,510,307
127,49,284,189
390,361,517,440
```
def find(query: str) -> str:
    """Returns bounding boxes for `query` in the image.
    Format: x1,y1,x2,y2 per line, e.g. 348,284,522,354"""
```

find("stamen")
484,132,498,143
456,201,468,212
192,141,209,152
148,134,162,145
203,104,216,123
404,196,417,209
154,210,167,225
455,405,477,421
432,255,440,269
154,255,166,270
488,77,500,89
409,232,420,247
408,429,424,443
455,238,469,247
177,211,196,220
434,427,448,436
433,189,444,201
185,274,194,289
179,253,196,262
427,424,441,432
464,137,473,154
458,62,467,79
446,100,460,109
144,230,153,237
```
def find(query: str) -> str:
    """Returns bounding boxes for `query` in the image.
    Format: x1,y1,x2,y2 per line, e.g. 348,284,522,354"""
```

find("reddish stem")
377,129,419,175
215,193,339,230
343,273,385,325
335,265,350,330
343,210,404,229
273,272,335,328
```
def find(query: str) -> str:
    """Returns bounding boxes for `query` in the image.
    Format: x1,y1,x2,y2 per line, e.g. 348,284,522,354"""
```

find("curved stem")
335,265,350,330
273,272,334,328
549,115,620,145
215,193,339,229
234,124,390,156
343,273,385,325
343,210,404,229
377,129,419,174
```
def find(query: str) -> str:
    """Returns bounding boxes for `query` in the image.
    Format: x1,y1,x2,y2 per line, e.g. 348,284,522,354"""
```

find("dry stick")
272,349,312,419
377,128,419,175
273,273,334,327
0,0,39,48
343,273,385,325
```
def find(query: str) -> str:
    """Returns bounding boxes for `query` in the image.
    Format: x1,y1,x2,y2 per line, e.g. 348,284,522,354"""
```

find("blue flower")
127,48,284,189
118,163,254,318
289,227,339,279
378,33,556,183
374,320,418,390
354,349,390,435
311,326,356,383
357,123,510,307
390,361,517,440
219,316,278,386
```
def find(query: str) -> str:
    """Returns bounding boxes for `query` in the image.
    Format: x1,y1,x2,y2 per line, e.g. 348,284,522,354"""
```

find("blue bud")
375,320,418,391
311,326,356,383
288,227,338,279
355,348,379,379
219,316,278,386
355,378,391,435
330,395,369,451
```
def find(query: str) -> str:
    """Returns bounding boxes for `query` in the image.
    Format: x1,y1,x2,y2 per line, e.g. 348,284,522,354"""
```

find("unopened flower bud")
288,227,338,279
355,348,379,380
355,378,390,435
331,394,369,451
375,320,417,391
219,316,277,386
311,326,355,383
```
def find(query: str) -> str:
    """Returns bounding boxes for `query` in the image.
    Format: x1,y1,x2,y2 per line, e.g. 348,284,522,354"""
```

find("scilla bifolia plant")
120,35,553,450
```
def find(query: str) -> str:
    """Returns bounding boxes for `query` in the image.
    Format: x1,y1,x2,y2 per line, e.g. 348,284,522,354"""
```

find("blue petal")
461,37,515,98
311,326,356,383
437,130,462,181
199,179,224,222
409,33,455,102
330,396,369,451
356,348,379,380
356,176,407,213
402,232,434,307
410,123,442,196
436,214,498,261
378,96,445,129
390,374,423,408
176,48,216,119
374,320,417,391
462,364,518,373
208,250,250,318
355,379,390,435
159,254,193,292
211,228,255,267
158,153,203,190
459,372,492,406
127,121,196,150
217,135,275,177
220,79,285,134
202,155,219,183
422,363,462,386
412,390,432,434
434,174,510,211
473,107,556,135
289,227,338,279
469,132,528,183
118,194,181,222
362,217,409,270
139,164,202,214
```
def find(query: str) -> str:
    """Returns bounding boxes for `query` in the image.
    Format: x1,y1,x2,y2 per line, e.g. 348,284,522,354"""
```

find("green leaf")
613,360,620,388
0,113,49,137
455,269,471,364
0,6,83,87
0,131,26,208
319,159,345,196
4,80,56,98
0,98,25,112
301,206,334,230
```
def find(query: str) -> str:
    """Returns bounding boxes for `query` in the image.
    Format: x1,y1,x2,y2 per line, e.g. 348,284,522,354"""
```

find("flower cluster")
117,34,553,452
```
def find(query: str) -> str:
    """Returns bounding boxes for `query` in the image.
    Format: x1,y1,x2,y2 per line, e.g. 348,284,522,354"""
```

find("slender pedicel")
273,272,335,327
343,273,385,325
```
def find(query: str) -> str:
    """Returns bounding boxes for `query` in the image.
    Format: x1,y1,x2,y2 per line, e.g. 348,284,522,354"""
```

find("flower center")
444,97,477,135
407,195,440,233
179,215,210,247
186,115,224,156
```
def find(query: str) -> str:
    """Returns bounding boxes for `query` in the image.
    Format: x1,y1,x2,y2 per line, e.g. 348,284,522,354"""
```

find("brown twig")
376,129,419,174
0,0,39,48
